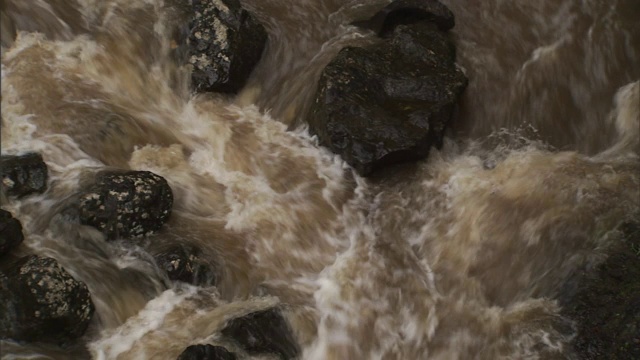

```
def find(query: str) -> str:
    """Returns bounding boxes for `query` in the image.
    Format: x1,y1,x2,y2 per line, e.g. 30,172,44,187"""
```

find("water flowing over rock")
351,0,455,36
221,308,299,359
308,0,467,176
1,153,48,198
77,171,173,240
0,209,24,256
154,244,216,286
186,0,268,93
0,255,94,343
177,344,237,360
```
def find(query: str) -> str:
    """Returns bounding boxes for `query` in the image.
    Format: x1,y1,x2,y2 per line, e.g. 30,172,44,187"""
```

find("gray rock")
77,171,173,240
0,255,94,343
186,0,267,93
177,344,236,360
0,209,24,256
308,19,467,176
1,153,48,198
221,308,299,359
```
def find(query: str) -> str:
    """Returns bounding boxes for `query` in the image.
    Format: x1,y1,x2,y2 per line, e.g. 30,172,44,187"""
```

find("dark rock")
0,209,24,256
77,171,173,240
0,255,94,343
308,21,467,176
154,244,215,286
1,153,48,198
560,222,640,359
186,0,267,93
352,0,455,36
221,308,299,359
177,344,236,360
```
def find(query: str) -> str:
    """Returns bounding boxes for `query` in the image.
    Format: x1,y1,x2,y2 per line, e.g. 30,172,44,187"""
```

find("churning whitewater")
1,0,639,359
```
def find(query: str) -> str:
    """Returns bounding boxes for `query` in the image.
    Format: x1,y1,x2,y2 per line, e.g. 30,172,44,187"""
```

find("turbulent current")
1,0,639,359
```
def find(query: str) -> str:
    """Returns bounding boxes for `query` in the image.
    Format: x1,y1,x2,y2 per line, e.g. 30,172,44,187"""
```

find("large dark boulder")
308,1,467,176
352,0,455,36
186,0,267,93
0,209,24,256
561,222,640,359
177,344,236,360
0,255,94,343
221,308,299,359
154,244,215,286
1,153,48,198
77,171,173,240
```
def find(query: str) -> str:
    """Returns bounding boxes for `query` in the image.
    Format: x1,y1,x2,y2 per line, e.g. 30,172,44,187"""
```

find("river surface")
1,0,639,359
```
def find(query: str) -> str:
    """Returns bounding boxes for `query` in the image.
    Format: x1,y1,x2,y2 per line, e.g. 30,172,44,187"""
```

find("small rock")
186,0,268,93
1,153,48,198
0,255,94,343
154,244,215,286
177,344,236,360
221,308,299,359
0,209,24,256
77,170,173,240
352,0,455,36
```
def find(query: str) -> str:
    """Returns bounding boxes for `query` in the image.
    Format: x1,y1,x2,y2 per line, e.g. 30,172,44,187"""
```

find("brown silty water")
1,0,639,359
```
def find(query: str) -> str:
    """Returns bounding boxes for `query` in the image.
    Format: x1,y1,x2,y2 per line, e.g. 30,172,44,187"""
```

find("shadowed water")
1,0,638,359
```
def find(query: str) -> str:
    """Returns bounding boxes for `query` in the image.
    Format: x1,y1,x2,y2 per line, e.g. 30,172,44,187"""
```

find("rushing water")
1,0,639,359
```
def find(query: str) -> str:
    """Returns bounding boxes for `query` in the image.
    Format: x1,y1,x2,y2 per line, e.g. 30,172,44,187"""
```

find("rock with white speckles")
0,209,24,256
77,171,173,240
0,255,94,343
154,244,216,286
307,4,467,176
184,0,267,93
1,153,48,198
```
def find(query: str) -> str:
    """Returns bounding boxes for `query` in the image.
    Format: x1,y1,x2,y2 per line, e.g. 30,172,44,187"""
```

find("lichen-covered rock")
221,308,299,359
352,0,455,36
560,222,640,359
77,171,173,240
308,1,467,176
154,244,215,286
1,153,48,198
177,344,236,360
0,255,94,343
186,0,267,93
0,209,24,256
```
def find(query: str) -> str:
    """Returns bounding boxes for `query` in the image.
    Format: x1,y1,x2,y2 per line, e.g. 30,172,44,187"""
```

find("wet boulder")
77,171,173,240
0,209,24,256
154,244,215,286
352,0,455,36
0,255,94,343
221,308,299,359
1,153,48,198
185,0,267,93
308,1,467,176
177,344,236,360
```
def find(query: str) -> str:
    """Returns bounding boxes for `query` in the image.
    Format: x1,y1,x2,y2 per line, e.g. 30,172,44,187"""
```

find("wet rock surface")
154,244,216,286
185,0,267,93
177,344,237,360
352,0,455,36
308,0,467,176
77,171,173,240
1,153,48,198
221,308,299,359
0,209,24,256
0,255,94,343
561,222,640,359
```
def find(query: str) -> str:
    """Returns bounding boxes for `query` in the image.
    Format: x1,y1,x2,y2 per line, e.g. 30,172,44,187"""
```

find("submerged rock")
154,244,215,286
0,255,94,343
1,153,48,198
561,222,640,359
308,0,467,176
352,0,455,36
77,171,173,240
0,209,24,256
186,0,267,93
221,308,299,359
177,344,236,360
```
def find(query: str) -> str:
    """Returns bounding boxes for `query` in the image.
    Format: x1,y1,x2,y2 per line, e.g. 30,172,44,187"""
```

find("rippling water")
1,0,639,359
